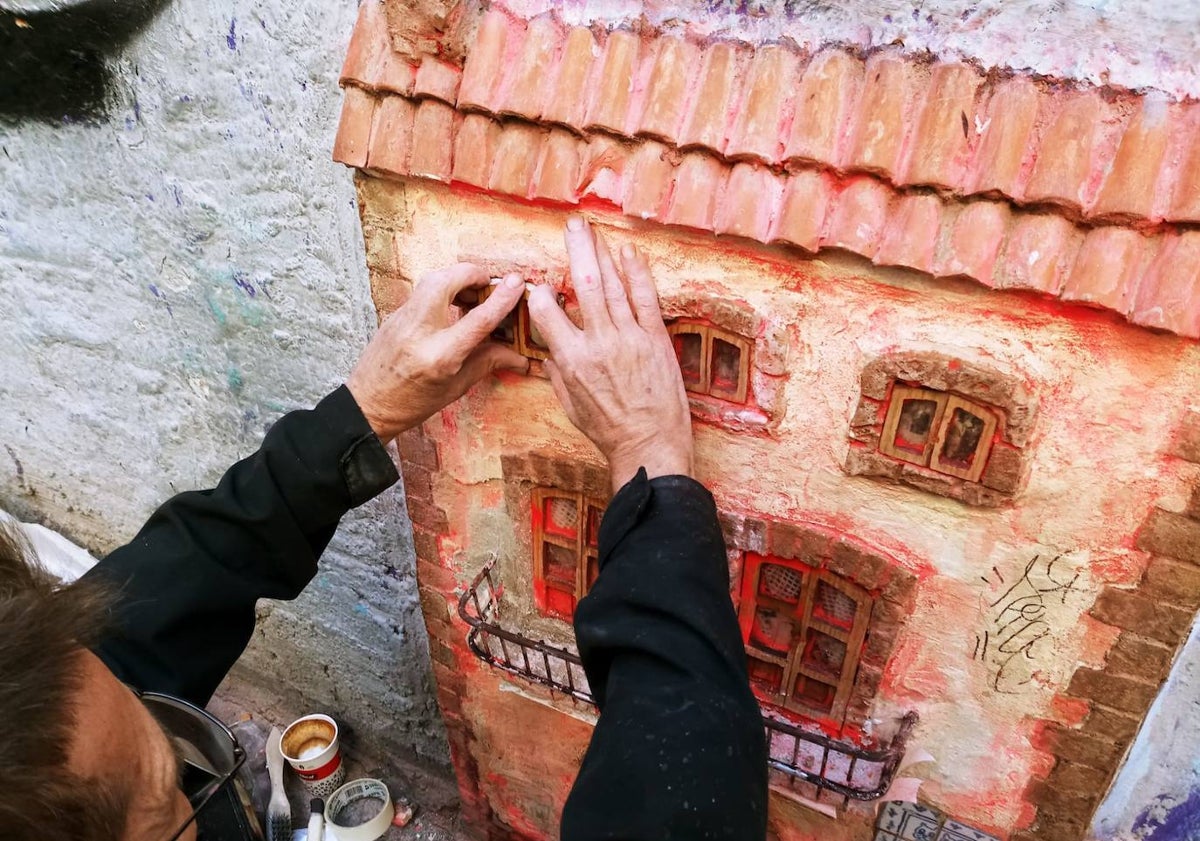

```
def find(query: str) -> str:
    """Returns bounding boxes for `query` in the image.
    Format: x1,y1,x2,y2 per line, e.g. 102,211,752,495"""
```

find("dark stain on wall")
0,0,167,123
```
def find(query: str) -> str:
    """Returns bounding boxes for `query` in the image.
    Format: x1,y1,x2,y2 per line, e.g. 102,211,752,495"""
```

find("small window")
739,554,872,727
880,386,997,482
457,284,562,362
532,488,605,620
666,321,751,404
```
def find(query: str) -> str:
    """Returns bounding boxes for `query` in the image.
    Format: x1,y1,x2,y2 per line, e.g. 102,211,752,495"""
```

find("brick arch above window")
847,352,1038,507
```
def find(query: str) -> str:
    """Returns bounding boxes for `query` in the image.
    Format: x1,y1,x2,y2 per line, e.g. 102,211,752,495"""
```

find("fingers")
446,273,524,359
458,343,530,388
417,262,491,307
594,230,636,330
542,359,580,426
564,216,612,333
527,284,580,356
618,244,665,333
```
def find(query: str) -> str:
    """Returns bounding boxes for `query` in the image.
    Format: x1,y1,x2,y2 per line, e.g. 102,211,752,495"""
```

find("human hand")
528,216,693,493
347,264,529,442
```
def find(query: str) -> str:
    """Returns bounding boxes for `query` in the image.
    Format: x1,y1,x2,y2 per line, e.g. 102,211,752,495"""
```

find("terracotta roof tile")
494,14,562,121
900,62,982,190
623,140,674,220
584,29,641,136
664,151,725,230
770,168,833,252
843,51,919,180
715,163,784,241
532,128,583,204
578,135,629,205
340,0,414,96
543,26,599,130
409,99,456,183
678,41,746,152
457,8,513,111
1062,226,1150,312
451,113,502,188
966,76,1040,200
1130,232,1200,337
1167,104,1200,223
1090,97,1172,222
489,122,545,198
783,49,863,170
725,44,802,165
993,212,1082,294
366,95,417,178
635,37,697,143
935,200,1011,285
874,192,942,274
823,176,893,258
1023,90,1119,212
332,86,378,169
414,57,462,104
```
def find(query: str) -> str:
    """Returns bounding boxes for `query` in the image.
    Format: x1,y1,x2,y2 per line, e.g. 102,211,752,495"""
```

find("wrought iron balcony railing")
457,557,918,807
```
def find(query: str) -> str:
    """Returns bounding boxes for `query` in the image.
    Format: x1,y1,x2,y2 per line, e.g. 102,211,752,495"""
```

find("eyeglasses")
132,690,247,841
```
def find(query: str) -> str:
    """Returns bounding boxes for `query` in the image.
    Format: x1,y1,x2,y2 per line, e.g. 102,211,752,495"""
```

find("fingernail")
566,215,584,231
504,273,523,289
621,244,636,260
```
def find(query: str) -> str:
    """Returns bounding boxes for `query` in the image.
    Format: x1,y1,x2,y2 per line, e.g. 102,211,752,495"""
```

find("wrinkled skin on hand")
347,264,529,442
528,216,694,493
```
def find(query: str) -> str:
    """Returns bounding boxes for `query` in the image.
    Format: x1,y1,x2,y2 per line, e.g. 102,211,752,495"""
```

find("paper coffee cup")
280,714,346,798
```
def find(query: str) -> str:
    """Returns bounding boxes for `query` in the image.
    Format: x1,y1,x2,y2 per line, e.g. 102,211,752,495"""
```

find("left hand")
347,264,529,442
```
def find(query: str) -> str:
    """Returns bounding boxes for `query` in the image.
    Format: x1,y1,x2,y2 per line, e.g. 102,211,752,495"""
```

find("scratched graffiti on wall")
972,554,1083,694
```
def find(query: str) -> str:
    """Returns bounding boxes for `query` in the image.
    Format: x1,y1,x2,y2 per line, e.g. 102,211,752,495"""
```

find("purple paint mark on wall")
227,17,237,50
232,271,256,298
1134,787,1200,841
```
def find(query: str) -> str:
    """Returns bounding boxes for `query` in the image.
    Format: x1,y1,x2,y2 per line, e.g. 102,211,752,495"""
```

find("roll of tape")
324,778,395,841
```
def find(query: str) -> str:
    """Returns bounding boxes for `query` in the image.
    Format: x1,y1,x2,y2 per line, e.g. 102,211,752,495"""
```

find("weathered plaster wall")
367,176,1200,837
0,0,448,766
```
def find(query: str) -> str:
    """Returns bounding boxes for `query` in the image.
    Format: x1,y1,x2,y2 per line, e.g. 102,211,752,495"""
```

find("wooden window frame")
880,386,997,482
531,487,604,620
738,553,872,727
459,284,559,361
666,321,752,405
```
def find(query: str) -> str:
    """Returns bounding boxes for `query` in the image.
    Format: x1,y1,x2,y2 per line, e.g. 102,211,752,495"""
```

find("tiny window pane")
544,497,579,539
748,657,784,695
939,406,987,468
545,587,576,618
585,505,603,548
672,331,704,389
750,607,797,655
759,563,804,604
710,338,742,393
792,676,836,713
813,581,858,630
802,630,847,679
543,542,578,589
585,555,600,590
894,397,939,455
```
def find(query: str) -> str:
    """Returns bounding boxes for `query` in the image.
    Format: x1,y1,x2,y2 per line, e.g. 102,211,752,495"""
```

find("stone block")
1084,706,1142,742
416,557,458,593
419,583,454,627
1168,408,1200,462
407,497,450,533
1044,724,1128,769
412,527,443,566
1140,556,1200,609
829,537,890,590
845,447,904,480
1137,508,1200,565
980,444,1025,494
1104,632,1176,681
1067,667,1159,713
767,521,831,561
719,511,768,553
1187,484,1200,520
398,428,440,470
1089,587,1194,644
401,460,435,502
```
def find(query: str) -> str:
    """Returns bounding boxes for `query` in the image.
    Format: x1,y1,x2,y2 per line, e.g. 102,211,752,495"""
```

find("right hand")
527,216,693,494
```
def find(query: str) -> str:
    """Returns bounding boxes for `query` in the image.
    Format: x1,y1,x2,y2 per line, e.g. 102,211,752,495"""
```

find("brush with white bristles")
265,727,292,841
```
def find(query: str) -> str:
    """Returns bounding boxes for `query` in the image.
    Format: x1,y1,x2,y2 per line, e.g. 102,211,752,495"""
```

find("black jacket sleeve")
83,385,399,705
561,469,768,841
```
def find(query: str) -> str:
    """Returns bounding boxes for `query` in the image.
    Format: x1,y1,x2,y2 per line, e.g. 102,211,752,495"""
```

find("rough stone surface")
0,0,449,768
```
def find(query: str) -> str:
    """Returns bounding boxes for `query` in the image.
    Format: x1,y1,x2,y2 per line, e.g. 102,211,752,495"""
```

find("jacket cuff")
597,469,714,566
318,386,401,506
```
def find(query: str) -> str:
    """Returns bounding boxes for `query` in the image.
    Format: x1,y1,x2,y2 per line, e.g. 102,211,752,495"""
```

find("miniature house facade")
333,1,1200,838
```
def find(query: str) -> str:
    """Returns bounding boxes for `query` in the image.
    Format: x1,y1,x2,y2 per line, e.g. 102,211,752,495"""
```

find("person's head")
0,523,195,841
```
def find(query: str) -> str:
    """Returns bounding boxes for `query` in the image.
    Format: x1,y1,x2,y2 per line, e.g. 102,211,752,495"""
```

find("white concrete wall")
0,0,448,766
